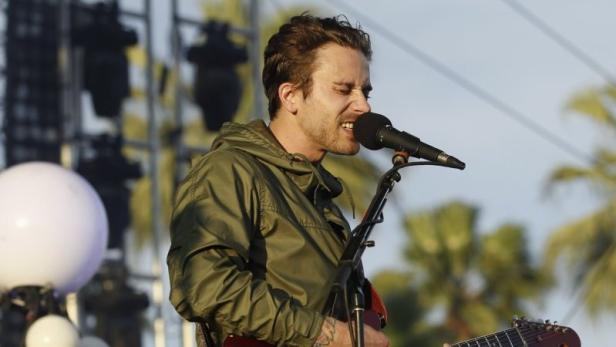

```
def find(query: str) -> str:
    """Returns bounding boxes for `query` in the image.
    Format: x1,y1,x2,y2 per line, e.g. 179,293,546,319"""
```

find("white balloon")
0,162,108,294
80,336,110,347
25,315,80,347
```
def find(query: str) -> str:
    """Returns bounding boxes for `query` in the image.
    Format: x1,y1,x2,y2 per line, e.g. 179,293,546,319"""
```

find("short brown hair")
262,14,372,119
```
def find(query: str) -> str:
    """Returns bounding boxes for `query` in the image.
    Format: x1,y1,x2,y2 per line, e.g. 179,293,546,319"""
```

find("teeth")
342,122,354,129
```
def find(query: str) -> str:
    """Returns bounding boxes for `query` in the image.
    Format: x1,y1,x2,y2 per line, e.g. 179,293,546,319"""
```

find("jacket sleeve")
167,150,324,346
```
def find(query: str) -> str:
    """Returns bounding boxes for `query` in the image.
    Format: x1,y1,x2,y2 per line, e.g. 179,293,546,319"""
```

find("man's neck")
268,117,325,163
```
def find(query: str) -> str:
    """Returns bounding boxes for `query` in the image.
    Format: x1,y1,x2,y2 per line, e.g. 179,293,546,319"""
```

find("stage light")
81,260,149,346
72,1,138,118
186,20,247,131
76,134,142,250
0,162,108,294
25,315,79,347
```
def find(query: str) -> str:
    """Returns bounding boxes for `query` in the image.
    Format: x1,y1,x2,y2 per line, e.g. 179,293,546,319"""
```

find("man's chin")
329,145,361,156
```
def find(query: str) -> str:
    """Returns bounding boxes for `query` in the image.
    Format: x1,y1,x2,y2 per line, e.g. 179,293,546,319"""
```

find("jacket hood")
210,120,343,198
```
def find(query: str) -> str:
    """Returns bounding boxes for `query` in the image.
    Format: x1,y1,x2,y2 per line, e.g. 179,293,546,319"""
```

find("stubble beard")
315,126,360,156
300,112,360,157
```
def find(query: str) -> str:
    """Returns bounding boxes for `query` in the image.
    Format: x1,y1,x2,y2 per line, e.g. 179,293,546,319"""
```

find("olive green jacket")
167,120,352,346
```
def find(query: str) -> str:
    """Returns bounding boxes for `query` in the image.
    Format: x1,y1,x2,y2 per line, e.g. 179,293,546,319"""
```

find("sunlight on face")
295,43,371,159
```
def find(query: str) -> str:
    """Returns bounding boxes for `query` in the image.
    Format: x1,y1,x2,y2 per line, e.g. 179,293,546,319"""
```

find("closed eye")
362,86,372,99
335,87,352,95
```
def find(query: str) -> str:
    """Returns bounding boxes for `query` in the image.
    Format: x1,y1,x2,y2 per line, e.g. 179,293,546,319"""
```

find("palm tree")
371,270,448,347
544,84,616,315
373,201,548,345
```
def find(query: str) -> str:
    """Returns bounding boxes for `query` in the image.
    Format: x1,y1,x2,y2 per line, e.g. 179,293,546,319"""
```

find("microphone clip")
392,150,410,166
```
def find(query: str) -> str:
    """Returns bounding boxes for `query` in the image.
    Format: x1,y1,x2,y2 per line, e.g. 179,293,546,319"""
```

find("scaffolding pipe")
171,0,187,187
166,1,263,345
144,0,166,346
249,0,264,120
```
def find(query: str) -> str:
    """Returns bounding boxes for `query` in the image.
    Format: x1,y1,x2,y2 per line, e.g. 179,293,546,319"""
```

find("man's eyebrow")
333,81,373,90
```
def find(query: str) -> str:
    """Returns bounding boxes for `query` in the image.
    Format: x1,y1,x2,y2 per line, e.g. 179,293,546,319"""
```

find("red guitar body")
223,285,387,347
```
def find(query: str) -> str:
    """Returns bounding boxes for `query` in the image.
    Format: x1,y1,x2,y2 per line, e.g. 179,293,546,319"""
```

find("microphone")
353,112,466,170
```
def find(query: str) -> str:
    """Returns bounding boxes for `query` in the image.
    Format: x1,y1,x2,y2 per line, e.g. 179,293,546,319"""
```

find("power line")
325,0,595,166
500,0,616,86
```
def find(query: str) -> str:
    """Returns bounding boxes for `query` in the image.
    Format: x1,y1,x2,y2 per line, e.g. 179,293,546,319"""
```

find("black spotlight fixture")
81,260,149,347
76,134,142,250
72,1,138,119
186,21,248,131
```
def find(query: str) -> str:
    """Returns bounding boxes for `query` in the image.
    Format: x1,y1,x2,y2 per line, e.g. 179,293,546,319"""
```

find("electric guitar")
223,317,580,347
451,317,580,347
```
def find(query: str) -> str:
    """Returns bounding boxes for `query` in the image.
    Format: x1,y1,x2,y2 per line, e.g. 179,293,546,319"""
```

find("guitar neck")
451,318,581,347
451,327,524,347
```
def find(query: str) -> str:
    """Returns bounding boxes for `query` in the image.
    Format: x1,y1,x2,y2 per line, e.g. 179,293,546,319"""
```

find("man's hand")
314,317,389,347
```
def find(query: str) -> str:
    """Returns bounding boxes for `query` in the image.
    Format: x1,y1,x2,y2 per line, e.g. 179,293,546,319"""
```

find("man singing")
167,14,388,347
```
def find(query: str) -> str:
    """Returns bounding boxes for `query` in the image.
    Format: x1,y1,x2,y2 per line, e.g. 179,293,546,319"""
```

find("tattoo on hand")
314,317,336,347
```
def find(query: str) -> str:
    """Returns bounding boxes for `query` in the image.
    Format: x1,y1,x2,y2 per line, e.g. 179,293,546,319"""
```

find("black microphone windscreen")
353,112,392,150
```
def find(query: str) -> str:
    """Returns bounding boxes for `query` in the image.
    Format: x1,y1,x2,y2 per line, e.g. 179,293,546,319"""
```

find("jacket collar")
211,120,343,199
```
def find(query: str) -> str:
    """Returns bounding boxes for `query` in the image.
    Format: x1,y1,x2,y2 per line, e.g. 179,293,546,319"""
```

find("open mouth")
341,121,354,130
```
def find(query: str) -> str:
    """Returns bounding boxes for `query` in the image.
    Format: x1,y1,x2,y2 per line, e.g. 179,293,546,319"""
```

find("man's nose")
353,92,371,114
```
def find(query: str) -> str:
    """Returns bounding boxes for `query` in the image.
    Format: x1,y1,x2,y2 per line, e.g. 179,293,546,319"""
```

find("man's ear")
278,82,300,115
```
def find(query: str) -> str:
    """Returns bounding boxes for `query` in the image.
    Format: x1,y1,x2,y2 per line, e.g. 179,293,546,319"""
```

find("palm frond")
564,87,616,129
403,202,478,294
604,85,616,101
479,224,548,302
459,302,500,338
543,200,616,272
545,164,616,193
584,245,616,314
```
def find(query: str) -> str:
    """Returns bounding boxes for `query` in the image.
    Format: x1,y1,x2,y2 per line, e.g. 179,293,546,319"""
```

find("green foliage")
547,165,603,186
371,271,450,347
565,87,616,127
403,202,477,296
373,201,548,345
478,225,550,317
543,201,616,314
546,148,616,193
545,84,616,316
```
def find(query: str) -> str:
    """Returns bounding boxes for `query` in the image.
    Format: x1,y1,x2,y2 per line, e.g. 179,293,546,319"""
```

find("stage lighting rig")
3,0,63,165
72,1,138,119
76,134,142,250
80,259,148,347
186,20,248,131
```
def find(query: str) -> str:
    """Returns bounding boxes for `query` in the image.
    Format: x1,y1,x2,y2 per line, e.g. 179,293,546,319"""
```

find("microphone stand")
322,152,464,347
